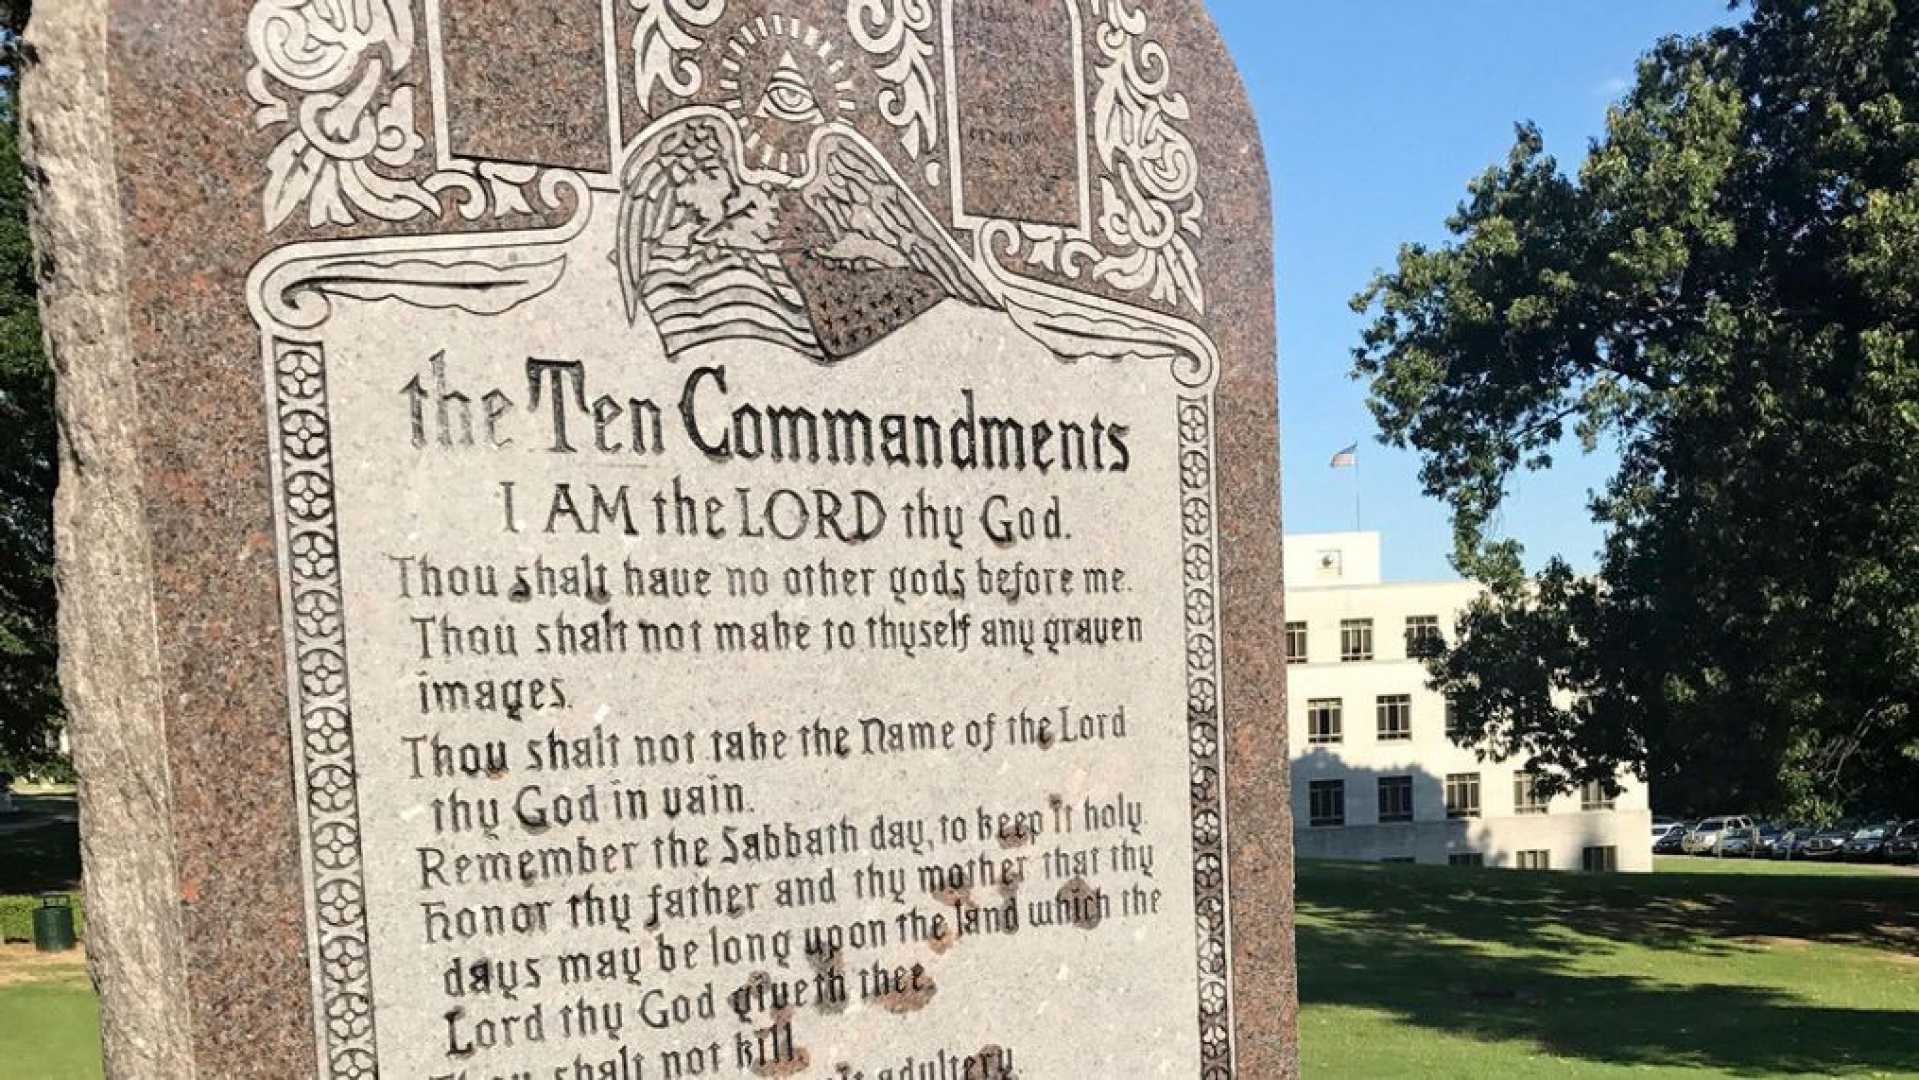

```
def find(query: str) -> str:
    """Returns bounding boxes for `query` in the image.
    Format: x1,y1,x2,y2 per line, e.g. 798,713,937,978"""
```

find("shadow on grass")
1303,854,1919,959
1299,861,1919,1076
0,795,82,894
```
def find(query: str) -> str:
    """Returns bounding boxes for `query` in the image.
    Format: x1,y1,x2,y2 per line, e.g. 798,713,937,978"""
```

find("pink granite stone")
26,1,1293,1075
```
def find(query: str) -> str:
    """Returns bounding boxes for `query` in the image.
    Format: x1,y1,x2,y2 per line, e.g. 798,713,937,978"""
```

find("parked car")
1842,824,1893,862
1886,821,1919,865
1652,822,1688,855
1769,826,1809,859
1800,824,1855,859
1720,825,1782,858
1718,828,1759,858
1680,819,1717,855
1764,824,1814,859
1683,815,1755,856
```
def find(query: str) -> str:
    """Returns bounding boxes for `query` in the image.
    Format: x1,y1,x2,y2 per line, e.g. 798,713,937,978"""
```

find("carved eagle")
616,115,999,363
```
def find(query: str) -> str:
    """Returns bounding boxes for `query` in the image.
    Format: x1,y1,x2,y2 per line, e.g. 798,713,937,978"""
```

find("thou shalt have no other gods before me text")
344,329,1191,1080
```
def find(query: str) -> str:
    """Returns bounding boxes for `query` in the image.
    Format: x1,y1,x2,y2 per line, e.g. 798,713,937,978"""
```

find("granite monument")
25,1,1294,1076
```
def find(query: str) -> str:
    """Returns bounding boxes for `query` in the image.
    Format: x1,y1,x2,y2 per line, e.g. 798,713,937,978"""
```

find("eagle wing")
614,117,720,324
615,116,824,359
798,131,999,312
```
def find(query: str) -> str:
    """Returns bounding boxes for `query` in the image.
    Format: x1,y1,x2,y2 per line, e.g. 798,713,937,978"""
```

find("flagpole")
1331,442,1362,531
1354,454,1362,531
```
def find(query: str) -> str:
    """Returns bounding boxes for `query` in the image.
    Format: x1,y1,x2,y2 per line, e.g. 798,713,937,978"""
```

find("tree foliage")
0,0,63,778
1351,0,1919,819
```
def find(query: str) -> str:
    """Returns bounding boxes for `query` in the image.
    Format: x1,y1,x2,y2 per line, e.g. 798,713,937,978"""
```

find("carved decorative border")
249,1,1234,1074
258,264,1233,1080
247,0,564,229
250,181,592,1080
631,0,728,116
250,0,1204,316
1179,394,1233,1077
993,0,1207,314
260,318,1233,1080
938,0,1093,238
852,0,942,170
264,344,1236,1080
267,339,379,1079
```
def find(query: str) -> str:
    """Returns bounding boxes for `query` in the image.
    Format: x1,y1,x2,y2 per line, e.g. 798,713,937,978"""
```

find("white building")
1285,532,1652,872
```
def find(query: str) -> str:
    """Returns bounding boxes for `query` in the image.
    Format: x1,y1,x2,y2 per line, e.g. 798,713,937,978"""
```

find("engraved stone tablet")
26,1,1294,1077
946,0,1089,230
439,0,619,174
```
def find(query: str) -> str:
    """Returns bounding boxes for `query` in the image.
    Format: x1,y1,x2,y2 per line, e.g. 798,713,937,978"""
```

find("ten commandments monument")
26,0,1295,1076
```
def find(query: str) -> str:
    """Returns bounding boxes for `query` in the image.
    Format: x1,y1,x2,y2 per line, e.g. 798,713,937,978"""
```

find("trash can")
33,893,75,953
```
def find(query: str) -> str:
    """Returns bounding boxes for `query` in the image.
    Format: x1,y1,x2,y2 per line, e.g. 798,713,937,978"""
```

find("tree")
1351,0,1919,819
0,0,63,778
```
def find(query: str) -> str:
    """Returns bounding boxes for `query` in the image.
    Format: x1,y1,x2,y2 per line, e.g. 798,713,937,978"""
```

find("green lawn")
1651,853,1913,878
1299,856,1919,1078
0,952,100,1080
0,792,98,1080
4,795,1916,1080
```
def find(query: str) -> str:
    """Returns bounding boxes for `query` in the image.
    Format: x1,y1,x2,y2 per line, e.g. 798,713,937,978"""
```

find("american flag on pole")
1330,443,1358,468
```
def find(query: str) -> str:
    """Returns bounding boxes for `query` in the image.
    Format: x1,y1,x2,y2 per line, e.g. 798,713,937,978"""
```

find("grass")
1298,856,1919,1078
0,947,100,1080
1652,853,1913,878
0,792,98,1080
4,793,1916,1079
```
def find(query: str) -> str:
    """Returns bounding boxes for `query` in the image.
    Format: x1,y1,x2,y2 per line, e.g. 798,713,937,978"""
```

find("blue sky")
1209,2,1738,581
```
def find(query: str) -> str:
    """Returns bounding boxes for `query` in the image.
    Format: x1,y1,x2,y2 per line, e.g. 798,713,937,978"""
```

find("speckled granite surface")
26,1,1293,1075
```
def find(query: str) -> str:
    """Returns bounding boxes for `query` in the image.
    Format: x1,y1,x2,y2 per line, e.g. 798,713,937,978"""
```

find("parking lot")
1651,816,1919,867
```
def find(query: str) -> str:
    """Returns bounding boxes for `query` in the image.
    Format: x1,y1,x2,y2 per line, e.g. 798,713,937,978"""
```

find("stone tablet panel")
27,1,1294,1077
946,0,1090,230
436,0,619,175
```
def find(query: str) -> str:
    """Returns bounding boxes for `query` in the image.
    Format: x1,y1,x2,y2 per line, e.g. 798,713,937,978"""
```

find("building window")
1284,621,1308,664
1516,849,1552,870
1405,614,1443,657
1306,699,1343,745
1513,773,1550,815
1308,780,1345,827
1377,776,1414,823
1580,780,1616,811
1376,694,1412,741
1448,852,1485,867
1445,773,1481,819
1581,846,1619,872
1445,697,1466,738
1339,618,1374,662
